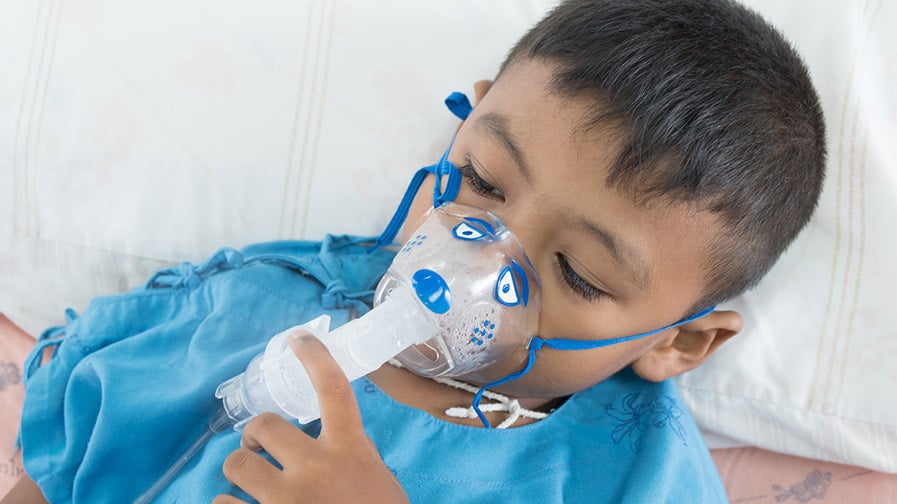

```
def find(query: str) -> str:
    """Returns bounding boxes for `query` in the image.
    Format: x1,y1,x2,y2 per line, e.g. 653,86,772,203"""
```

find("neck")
367,364,563,428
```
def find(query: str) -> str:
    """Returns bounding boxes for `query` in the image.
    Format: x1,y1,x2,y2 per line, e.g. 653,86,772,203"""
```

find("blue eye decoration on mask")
495,267,519,306
510,259,529,307
452,217,496,241
494,259,529,307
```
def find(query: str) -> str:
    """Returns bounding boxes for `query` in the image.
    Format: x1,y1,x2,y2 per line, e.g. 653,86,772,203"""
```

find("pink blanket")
0,315,29,497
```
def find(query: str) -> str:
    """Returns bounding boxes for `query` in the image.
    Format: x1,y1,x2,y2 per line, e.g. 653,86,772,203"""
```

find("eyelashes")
457,161,505,201
557,254,606,302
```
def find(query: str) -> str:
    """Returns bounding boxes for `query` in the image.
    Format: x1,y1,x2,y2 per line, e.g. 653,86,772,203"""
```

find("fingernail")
288,329,313,344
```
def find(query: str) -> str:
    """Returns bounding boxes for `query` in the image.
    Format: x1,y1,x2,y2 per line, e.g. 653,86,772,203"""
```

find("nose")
491,204,546,274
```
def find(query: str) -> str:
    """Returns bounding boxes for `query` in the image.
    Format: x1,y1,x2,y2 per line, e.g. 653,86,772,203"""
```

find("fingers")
287,333,364,436
221,446,283,502
239,413,305,461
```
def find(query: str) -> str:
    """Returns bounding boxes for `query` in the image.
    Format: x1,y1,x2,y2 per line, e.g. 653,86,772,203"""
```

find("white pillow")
0,0,554,334
1,0,894,473
675,0,897,473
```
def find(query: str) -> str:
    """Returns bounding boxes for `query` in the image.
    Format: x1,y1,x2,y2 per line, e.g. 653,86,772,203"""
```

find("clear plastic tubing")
132,406,234,504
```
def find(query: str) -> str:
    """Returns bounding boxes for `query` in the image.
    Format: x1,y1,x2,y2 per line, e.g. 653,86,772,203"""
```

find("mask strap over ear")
445,91,472,120
369,92,472,251
470,305,717,428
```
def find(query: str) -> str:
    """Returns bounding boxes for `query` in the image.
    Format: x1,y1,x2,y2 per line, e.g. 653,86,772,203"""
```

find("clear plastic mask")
373,203,541,384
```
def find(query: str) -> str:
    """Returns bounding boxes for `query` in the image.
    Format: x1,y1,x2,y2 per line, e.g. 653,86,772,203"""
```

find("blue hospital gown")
18,236,727,503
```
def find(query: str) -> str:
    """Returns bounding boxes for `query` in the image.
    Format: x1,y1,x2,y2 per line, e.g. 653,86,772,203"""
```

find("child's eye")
556,254,606,302
458,160,505,201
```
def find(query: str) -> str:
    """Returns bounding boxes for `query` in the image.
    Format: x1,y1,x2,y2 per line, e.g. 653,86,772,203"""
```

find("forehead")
479,60,626,179
461,60,722,315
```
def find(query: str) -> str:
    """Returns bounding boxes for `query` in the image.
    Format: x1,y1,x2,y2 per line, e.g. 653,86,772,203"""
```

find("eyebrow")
473,112,652,292
578,218,653,292
473,112,533,184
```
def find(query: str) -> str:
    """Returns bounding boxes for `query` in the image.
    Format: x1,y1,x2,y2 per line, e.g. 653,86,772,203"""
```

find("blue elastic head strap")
470,305,717,428
444,91,473,121
369,92,473,251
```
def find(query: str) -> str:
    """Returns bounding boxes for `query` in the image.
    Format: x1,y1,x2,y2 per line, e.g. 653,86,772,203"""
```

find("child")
7,0,825,502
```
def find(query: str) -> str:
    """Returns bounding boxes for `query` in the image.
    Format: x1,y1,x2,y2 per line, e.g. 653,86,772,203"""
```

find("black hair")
501,0,826,311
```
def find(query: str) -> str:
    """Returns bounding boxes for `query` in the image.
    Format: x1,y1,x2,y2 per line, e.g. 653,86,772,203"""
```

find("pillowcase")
674,0,897,473
1,0,894,473
0,0,553,334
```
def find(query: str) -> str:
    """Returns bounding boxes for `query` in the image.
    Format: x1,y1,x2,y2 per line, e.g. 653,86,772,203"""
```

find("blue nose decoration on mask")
411,269,452,315
369,92,472,252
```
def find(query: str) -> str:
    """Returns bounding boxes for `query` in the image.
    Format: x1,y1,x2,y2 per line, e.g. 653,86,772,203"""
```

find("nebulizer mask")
214,202,541,427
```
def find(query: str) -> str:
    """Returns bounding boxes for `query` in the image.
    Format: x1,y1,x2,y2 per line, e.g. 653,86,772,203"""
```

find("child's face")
403,60,726,400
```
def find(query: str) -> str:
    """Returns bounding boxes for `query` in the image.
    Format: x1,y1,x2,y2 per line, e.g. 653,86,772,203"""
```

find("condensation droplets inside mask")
374,204,542,385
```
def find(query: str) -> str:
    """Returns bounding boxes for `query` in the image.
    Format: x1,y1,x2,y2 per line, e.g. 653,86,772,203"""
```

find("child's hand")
212,332,409,504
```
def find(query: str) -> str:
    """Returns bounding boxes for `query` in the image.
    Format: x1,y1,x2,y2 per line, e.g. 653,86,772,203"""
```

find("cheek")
505,334,658,399
538,350,625,392
494,348,624,399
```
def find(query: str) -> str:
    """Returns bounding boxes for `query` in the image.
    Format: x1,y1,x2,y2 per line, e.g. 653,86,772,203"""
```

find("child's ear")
454,80,493,134
630,310,742,382
473,80,493,105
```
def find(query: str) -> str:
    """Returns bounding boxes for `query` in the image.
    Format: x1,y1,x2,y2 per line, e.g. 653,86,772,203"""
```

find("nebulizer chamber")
215,203,541,427
135,203,540,503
